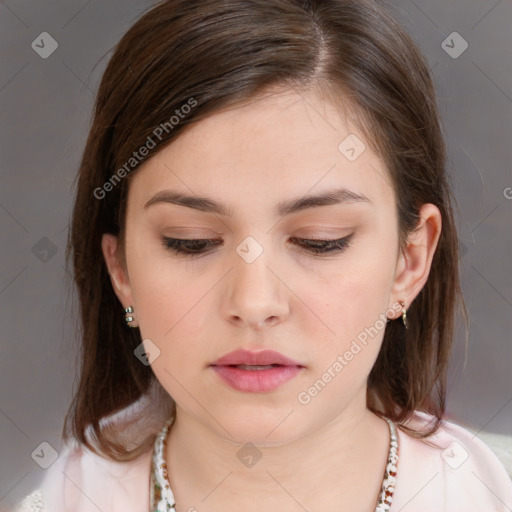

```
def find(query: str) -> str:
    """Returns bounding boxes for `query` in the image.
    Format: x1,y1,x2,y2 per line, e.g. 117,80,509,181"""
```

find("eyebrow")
144,187,372,217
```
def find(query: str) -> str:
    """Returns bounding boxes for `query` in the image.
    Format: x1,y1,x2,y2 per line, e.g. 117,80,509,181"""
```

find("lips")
210,349,305,368
209,349,305,392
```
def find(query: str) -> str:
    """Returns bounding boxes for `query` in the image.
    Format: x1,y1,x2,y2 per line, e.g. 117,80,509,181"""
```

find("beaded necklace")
150,414,398,512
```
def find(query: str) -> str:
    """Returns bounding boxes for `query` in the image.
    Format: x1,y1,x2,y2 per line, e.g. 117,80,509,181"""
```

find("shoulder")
392,410,512,512
13,389,173,512
14,441,153,512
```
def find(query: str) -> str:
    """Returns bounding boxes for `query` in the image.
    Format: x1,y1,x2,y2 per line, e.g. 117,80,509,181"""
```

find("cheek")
296,275,388,412
125,231,196,330
135,277,209,349
135,280,212,402
300,244,396,372
309,255,393,330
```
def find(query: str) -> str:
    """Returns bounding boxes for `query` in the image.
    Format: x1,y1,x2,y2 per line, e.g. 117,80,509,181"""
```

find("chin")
210,406,308,446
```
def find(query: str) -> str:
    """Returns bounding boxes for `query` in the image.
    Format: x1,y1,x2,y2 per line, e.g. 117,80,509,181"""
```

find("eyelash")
161,234,354,257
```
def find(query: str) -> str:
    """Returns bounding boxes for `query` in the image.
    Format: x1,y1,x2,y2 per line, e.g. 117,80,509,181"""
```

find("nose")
222,243,289,330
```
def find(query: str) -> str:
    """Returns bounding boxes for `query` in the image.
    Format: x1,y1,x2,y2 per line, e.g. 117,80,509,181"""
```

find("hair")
63,0,469,461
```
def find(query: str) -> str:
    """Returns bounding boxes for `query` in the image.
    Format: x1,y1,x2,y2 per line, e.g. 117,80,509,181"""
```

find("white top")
14,410,512,512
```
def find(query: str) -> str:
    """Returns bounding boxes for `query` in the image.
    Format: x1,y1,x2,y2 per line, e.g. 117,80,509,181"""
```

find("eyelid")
160,233,354,258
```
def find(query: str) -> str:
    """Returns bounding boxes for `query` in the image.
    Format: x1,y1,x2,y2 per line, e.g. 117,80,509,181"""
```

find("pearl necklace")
150,415,398,512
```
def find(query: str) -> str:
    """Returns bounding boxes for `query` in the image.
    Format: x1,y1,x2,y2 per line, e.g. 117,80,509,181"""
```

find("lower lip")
210,365,304,392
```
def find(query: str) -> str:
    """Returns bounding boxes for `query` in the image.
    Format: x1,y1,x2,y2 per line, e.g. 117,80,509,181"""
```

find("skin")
102,86,442,511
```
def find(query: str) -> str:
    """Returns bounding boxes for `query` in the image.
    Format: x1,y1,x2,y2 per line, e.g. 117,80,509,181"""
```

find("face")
102,87,426,445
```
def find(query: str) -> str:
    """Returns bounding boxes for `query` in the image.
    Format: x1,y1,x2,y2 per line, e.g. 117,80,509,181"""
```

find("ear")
388,203,442,318
101,233,134,309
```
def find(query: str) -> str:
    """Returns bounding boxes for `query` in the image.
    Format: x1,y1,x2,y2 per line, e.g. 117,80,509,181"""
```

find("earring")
124,305,137,327
399,300,407,329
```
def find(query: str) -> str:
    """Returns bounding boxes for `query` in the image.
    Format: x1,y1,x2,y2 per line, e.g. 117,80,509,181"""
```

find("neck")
165,394,390,512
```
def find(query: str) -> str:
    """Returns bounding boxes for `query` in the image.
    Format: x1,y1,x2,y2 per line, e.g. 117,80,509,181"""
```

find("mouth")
210,348,305,368
220,364,286,370
209,351,305,393
210,364,304,392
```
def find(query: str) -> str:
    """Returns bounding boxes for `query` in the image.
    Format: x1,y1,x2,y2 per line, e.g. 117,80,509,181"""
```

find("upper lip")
210,349,305,367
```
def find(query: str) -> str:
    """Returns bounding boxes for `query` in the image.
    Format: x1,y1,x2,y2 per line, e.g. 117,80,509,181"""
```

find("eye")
161,237,222,257
289,234,354,255
161,234,354,258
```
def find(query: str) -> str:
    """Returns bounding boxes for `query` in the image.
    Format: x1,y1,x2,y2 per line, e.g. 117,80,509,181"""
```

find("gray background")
1,0,511,508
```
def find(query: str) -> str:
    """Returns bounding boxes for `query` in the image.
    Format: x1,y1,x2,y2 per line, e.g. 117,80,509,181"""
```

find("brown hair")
63,0,469,461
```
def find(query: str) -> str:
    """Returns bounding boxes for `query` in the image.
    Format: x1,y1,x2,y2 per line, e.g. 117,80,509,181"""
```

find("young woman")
16,0,512,511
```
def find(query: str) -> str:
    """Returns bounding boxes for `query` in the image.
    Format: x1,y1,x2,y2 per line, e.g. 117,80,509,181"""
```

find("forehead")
127,88,395,216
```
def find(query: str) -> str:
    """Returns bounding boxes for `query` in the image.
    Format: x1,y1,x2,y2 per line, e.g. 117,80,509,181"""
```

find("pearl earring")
124,305,137,327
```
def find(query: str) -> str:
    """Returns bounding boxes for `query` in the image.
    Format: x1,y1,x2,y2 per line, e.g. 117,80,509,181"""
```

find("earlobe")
101,233,133,306
389,203,442,313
